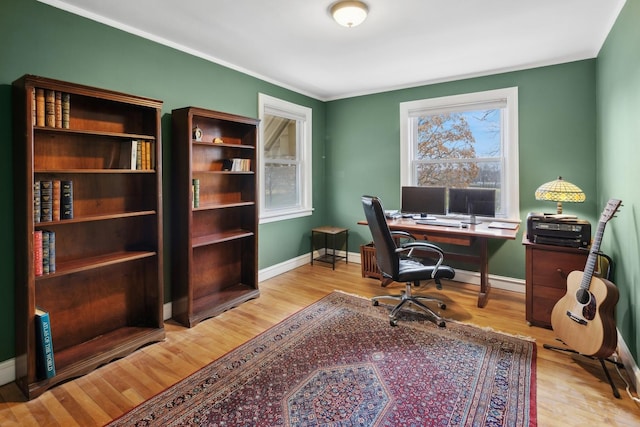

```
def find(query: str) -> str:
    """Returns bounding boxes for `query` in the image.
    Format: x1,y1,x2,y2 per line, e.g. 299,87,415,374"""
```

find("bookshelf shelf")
193,201,255,212
172,106,259,328
35,250,157,279
13,74,164,400
34,125,156,141
192,230,254,248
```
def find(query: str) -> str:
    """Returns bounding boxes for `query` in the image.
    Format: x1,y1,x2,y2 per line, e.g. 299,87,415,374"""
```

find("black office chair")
361,195,455,327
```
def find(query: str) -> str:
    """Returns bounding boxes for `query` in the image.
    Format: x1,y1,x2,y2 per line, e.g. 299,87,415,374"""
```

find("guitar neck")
580,225,603,289
579,198,621,290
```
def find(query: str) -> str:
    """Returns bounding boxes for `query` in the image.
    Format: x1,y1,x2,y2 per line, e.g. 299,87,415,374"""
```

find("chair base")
372,282,446,327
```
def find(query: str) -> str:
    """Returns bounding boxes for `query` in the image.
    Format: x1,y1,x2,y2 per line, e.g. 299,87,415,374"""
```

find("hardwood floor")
1,263,639,426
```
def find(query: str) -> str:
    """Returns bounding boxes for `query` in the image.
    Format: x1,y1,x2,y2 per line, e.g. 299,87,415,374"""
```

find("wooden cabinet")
12,75,165,399
523,237,588,328
171,107,259,327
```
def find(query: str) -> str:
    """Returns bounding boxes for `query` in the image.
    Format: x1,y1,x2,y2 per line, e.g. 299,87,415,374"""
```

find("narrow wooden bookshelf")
171,107,259,327
12,75,165,399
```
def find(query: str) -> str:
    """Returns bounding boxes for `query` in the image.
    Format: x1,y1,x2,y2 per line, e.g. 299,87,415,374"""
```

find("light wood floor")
1,263,639,426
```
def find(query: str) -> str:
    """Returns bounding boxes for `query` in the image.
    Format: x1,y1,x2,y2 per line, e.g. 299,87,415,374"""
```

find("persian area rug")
107,292,536,426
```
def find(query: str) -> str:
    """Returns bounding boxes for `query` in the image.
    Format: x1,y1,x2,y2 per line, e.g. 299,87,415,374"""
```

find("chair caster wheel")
439,303,447,310
390,318,398,327
372,300,379,306
436,320,446,328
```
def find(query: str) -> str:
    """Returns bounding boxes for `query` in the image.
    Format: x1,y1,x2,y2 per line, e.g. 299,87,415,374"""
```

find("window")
258,94,313,223
400,87,519,219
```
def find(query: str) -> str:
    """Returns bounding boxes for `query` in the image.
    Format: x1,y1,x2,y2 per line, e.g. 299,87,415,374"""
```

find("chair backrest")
361,196,399,279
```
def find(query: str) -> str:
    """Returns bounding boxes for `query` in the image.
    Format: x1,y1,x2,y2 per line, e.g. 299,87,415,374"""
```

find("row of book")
35,308,56,379
34,180,73,223
119,139,155,170
222,158,252,172
33,88,70,129
192,179,200,208
34,230,56,276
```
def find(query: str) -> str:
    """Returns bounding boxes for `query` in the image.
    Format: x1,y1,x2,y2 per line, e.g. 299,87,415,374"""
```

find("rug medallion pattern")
107,292,536,426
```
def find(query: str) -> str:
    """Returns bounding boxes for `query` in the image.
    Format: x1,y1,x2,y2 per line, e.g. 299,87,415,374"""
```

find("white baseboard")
0,358,14,388
617,330,640,393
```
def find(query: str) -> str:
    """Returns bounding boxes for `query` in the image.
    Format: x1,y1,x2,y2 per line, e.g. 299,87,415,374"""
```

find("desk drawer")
530,248,587,289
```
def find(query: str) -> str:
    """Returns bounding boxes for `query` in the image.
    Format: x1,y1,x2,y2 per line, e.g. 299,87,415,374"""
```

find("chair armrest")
398,241,446,278
391,230,414,240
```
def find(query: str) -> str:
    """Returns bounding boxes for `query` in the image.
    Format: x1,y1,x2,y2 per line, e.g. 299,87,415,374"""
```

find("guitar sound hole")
576,289,590,305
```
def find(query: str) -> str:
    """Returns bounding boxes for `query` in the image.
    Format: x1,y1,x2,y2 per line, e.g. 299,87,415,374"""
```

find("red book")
34,230,43,277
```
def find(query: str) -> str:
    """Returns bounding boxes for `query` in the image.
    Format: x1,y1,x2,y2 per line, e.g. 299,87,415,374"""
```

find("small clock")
192,125,203,141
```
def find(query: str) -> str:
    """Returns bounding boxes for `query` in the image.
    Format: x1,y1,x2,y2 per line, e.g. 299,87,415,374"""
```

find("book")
42,230,50,274
35,308,56,379
34,180,41,224
45,90,55,127
192,179,200,208
61,180,73,219
230,158,251,172
46,230,56,273
136,140,142,170
40,180,53,222
34,230,43,277
119,140,137,170
141,140,148,170
145,141,151,169
62,93,70,128
31,87,36,125
52,180,61,221
55,91,62,128
35,88,45,127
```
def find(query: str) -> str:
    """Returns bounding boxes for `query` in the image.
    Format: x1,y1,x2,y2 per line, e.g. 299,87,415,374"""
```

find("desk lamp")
535,176,586,215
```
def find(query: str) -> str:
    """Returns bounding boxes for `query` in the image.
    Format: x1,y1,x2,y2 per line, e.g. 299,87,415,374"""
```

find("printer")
526,212,591,248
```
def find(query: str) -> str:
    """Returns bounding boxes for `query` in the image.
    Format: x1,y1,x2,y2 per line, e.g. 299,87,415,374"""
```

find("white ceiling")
41,0,626,101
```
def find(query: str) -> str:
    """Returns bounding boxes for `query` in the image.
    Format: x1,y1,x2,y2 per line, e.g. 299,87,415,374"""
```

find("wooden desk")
358,218,519,307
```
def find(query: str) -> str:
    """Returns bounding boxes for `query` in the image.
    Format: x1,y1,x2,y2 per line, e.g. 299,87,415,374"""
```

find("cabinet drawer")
531,248,587,288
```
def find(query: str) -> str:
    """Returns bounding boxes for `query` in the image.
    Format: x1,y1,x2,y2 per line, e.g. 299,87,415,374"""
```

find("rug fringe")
446,318,537,342
333,289,371,300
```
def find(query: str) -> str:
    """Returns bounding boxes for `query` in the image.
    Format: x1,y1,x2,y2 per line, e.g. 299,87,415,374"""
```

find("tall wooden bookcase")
12,75,165,399
171,107,259,327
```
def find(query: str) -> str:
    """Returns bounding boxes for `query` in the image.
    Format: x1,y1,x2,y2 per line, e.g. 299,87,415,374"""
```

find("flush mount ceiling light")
331,1,369,28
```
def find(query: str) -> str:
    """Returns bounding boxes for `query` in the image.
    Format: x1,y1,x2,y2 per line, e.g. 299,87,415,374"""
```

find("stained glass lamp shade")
535,176,586,214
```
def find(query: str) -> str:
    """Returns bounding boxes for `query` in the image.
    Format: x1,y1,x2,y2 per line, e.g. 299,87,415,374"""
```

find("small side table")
311,226,349,269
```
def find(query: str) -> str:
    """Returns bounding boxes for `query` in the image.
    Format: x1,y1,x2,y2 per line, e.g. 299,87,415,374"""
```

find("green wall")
0,0,327,363
2,0,637,371
597,0,640,361
325,61,598,280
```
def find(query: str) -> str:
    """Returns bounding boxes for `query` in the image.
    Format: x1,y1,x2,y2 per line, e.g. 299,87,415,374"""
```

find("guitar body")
551,270,619,358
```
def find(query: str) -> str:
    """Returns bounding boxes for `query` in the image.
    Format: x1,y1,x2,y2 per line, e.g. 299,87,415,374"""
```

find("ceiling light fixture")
331,1,369,28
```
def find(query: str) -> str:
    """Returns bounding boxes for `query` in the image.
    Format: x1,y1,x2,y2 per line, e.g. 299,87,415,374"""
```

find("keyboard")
416,218,464,227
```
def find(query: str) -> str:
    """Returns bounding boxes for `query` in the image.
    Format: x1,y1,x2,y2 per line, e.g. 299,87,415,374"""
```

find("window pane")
416,161,501,189
264,115,297,160
415,109,501,160
264,163,298,209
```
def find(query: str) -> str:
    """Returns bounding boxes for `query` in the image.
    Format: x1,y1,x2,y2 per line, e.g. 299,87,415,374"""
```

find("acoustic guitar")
550,198,621,358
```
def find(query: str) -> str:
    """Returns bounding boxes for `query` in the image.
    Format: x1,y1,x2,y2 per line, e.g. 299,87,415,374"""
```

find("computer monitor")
448,188,496,223
401,186,447,216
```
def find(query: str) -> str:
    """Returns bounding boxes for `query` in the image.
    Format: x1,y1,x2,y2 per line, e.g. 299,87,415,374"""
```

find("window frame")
258,93,313,223
399,87,519,220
